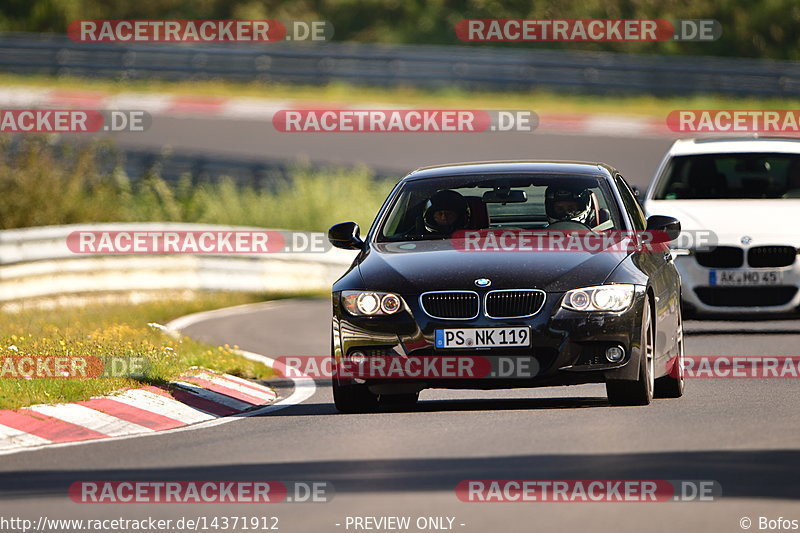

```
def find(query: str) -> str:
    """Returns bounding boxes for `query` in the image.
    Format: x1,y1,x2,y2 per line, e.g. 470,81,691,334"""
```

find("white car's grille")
747,246,797,268
695,246,743,268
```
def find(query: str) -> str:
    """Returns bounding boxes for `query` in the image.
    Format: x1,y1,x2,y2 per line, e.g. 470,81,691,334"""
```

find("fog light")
348,351,367,365
605,346,625,362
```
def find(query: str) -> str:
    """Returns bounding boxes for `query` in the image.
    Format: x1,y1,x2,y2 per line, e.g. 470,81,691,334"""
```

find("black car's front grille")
485,290,546,318
420,292,479,319
694,286,798,307
695,246,744,268
747,246,797,268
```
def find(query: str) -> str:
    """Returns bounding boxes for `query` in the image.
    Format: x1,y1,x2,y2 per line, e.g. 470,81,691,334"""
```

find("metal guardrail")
0,223,356,303
107,147,398,186
1,32,799,97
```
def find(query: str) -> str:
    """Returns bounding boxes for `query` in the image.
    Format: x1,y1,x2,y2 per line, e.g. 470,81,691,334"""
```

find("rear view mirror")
482,189,527,203
328,222,365,250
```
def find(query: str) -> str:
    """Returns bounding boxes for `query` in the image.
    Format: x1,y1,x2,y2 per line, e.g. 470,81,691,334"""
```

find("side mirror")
645,215,681,242
328,222,365,250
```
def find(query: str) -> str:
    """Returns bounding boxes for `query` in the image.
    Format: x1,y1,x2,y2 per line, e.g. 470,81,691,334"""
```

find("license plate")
709,270,784,286
435,327,530,348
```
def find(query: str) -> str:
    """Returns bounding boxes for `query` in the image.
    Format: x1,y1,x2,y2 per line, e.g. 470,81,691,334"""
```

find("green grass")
0,135,394,232
0,291,321,410
3,73,799,118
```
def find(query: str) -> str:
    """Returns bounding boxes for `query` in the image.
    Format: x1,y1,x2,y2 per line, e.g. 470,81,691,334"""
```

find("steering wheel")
546,220,593,231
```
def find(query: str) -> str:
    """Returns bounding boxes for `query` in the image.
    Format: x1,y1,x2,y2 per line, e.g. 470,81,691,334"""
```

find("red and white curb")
0,300,316,456
0,368,276,453
0,86,674,138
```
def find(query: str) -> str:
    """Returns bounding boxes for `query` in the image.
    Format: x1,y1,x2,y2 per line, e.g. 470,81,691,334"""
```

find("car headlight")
561,285,635,312
342,291,405,316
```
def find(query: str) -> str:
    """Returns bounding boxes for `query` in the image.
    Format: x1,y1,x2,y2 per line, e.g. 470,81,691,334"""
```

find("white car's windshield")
654,153,800,199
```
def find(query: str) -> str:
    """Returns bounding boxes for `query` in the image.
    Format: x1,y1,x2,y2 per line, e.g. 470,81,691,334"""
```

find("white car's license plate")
434,327,530,348
710,270,784,286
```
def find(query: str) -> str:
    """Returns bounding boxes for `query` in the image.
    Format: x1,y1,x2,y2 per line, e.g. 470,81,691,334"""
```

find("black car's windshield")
377,174,623,242
653,153,800,199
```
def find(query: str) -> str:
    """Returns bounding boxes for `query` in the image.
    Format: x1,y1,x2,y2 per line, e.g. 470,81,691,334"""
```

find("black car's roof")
403,161,618,182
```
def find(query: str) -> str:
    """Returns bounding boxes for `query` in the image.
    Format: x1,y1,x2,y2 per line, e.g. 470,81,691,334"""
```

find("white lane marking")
0,424,52,451
108,93,171,113
584,115,654,135
0,300,317,456
27,404,154,437
172,381,255,411
222,98,290,120
0,87,52,106
163,300,279,334
107,389,216,424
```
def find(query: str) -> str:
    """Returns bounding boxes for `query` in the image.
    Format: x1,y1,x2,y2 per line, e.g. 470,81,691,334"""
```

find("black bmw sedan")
328,161,685,412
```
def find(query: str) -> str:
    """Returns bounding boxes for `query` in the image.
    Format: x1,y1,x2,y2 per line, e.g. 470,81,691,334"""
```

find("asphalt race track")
1,298,798,532
93,115,672,185
1,126,798,532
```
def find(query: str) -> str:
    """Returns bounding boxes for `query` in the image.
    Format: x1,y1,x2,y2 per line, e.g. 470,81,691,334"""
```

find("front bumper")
332,287,647,394
675,254,800,316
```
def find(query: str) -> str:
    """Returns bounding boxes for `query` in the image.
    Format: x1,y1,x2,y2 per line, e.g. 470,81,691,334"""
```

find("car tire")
606,296,654,406
654,303,685,398
332,378,379,413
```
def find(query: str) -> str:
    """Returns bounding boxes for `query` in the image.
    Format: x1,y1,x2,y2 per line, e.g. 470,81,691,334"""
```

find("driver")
545,185,594,225
423,190,470,235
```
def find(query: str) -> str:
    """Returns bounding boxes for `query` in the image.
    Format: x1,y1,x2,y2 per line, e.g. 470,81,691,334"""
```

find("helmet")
423,190,470,234
545,185,593,224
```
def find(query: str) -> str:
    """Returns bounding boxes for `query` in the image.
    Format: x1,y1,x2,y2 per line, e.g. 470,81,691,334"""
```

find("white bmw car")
644,137,800,316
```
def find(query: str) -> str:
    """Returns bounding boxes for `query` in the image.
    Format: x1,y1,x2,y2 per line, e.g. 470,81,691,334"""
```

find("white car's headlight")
561,285,635,312
342,291,405,316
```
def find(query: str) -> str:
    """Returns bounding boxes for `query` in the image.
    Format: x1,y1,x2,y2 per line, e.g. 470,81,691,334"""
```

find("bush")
0,135,393,232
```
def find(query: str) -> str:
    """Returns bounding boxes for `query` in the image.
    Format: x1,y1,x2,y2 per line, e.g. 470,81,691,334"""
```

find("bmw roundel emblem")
741,235,752,245
475,278,492,287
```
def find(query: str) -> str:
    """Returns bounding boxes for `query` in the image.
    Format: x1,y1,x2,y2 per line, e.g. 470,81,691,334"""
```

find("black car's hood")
360,240,628,293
